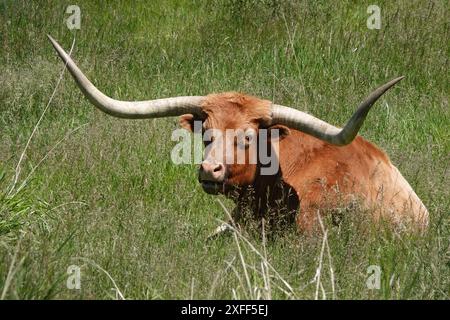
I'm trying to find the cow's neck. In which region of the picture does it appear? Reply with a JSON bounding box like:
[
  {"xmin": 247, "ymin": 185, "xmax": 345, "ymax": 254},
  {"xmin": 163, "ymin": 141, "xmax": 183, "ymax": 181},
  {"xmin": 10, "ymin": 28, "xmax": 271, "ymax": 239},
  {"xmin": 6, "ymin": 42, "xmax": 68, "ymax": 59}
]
[{"xmin": 232, "ymin": 168, "xmax": 299, "ymax": 228}]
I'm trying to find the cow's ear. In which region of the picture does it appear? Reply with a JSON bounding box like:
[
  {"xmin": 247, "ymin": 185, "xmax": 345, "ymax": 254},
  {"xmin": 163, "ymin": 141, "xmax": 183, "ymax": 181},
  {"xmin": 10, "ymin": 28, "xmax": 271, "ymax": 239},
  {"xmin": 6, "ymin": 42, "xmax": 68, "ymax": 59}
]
[
  {"xmin": 179, "ymin": 114, "xmax": 196, "ymax": 132},
  {"xmin": 268, "ymin": 124, "xmax": 290, "ymax": 141}
]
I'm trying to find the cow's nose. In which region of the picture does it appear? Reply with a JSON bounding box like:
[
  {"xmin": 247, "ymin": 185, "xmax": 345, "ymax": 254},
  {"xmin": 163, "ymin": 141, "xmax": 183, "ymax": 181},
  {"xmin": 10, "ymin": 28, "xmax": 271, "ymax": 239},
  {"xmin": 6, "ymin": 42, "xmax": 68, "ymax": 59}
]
[{"xmin": 199, "ymin": 161, "xmax": 225, "ymax": 182}]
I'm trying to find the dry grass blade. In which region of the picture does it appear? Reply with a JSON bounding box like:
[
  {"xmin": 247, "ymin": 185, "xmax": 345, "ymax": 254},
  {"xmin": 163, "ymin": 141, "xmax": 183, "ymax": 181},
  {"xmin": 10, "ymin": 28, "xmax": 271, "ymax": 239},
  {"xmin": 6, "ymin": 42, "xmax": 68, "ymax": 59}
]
[
  {"xmin": 216, "ymin": 199, "xmax": 295, "ymax": 298},
  {"xmin": 75, "ymin": 257, "xmax": 125, "ymax": 300},
  {"xmin": 1, "ymin": 237, "xmax": 25, "ymax": 300},
  {"xmin": 8, "ymin": 36, "xmax": 77, "ymax": 195}
]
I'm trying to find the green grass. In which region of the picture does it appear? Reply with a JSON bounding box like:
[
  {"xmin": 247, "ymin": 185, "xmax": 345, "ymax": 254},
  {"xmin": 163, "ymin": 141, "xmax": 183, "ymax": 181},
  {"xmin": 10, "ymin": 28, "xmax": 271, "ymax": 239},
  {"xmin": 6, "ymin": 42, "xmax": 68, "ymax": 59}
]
[{"xmin": 0, "ymin": 0, "xmax": 449, "ymax": 299}]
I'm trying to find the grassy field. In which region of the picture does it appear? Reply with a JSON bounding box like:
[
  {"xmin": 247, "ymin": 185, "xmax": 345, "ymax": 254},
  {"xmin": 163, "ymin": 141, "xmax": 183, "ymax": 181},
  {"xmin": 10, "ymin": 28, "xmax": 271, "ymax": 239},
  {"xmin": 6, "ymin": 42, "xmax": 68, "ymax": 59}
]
[{"xmin": 0, "ymin": 0, "xmax": 449, "ymax": 299}]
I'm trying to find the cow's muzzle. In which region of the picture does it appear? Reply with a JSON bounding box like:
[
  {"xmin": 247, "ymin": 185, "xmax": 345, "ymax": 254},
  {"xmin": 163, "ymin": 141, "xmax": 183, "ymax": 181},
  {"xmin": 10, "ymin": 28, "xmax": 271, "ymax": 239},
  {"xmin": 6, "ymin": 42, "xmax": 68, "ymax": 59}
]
[{"xmin": 199, "ymin": 161, "xmax": 226, "ymax": 194}]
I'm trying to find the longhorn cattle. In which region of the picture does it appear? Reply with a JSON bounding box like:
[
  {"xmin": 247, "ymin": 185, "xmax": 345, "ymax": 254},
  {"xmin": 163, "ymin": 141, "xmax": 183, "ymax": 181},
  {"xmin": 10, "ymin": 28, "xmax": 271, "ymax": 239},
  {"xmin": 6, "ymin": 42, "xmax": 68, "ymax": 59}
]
[{"xmin": 48, "ymin": 35, "xmax": 429, "ymax": 235}]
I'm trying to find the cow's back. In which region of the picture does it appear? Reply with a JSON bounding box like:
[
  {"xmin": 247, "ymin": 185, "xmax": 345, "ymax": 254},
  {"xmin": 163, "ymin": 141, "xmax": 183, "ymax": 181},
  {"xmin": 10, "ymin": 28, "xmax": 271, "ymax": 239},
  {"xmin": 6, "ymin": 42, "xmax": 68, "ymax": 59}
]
[{"xmin": 277, "ymin": 130, "xmax": 429, "ymax": 230}]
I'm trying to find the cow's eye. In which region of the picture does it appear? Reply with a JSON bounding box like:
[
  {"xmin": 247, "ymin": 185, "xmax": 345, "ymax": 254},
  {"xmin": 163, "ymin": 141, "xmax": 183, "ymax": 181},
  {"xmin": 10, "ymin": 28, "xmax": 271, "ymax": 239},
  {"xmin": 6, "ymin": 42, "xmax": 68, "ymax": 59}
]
[{"xmin": 236, "ymin": 135, "xmax": 252, "ymax": 149}]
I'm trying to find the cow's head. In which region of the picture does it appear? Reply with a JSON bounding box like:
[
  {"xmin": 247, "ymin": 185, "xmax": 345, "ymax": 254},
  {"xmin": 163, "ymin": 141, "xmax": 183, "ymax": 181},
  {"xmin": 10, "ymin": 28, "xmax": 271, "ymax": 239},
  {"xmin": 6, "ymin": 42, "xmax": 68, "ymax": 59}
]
[
  {"xmin": 48, "ymin": 35, "xmax": 403, "ymax": 195},
  {"xmin": 178, "ymin": 93, "xmax": 290, "ymax": 194}
]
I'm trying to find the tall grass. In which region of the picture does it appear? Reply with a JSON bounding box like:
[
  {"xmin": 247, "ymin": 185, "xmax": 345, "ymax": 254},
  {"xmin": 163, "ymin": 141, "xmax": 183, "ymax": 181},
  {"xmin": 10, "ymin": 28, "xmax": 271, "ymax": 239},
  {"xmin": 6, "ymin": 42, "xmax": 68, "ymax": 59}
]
[{"xmin": 0, "ymin": 1, "xmax": 448, "ymax": 299}]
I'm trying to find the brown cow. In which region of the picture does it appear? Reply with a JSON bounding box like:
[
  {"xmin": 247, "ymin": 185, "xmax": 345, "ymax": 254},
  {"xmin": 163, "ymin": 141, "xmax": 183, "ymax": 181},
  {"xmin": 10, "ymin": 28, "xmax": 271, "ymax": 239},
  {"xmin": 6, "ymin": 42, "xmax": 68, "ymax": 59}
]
[{"xmin": 48, "ymin": 35, "xmax": 429, "ymax": 235}]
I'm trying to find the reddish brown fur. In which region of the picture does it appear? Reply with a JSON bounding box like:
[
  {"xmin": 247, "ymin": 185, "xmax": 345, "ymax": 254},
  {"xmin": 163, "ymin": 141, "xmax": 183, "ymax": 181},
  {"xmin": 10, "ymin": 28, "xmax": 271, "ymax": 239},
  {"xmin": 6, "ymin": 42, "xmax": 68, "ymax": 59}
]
[{"xmin": 181, "ymin": 92, "xmax": 429, "ymax": 233}]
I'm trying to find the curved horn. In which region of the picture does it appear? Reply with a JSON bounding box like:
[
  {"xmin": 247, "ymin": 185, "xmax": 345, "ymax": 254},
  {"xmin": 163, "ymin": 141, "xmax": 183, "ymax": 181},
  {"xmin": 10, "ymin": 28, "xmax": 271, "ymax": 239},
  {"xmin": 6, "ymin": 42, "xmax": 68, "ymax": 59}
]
[
  {"xmin": 270, "ymin": 76, "xmax": 404, "ymax": 146},
  {"xmin": 47, "ymin": 35, "xmax": 204, "ymax": 119}
]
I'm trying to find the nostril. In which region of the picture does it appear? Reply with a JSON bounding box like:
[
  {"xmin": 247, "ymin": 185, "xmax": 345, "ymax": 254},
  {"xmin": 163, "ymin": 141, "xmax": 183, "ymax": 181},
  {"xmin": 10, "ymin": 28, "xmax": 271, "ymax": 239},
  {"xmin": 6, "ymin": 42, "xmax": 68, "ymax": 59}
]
[{"xmin": 213, "ymin": 164, "xmax": 223, "ymax": 172}]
